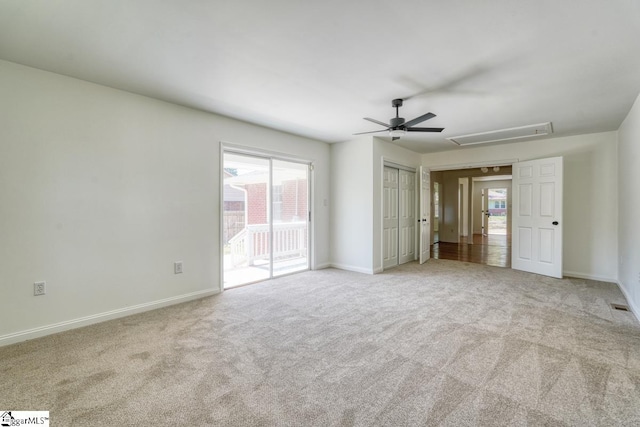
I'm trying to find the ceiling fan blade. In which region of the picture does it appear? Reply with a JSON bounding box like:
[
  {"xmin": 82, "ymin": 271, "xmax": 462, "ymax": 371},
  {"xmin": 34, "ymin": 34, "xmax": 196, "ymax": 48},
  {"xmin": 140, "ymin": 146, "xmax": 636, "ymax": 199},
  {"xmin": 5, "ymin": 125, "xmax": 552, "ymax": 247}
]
[
  {"xmin": 403, "ymin": 112, "xmax": 436, "ymax": 128},
  {"xmin": 392, "ymin": 137, "xmax": 401, "ymax": 141},
  {"xmin": 353, "ymin": 129, "xmax": 388, "ymax": 135},
  {"xmin": 406, "ymin": 127, "xmax": 444, "ymax": 133},
  {"xmin": 364, "ymin": 117, "xmax": 390, "ymax": 128}
]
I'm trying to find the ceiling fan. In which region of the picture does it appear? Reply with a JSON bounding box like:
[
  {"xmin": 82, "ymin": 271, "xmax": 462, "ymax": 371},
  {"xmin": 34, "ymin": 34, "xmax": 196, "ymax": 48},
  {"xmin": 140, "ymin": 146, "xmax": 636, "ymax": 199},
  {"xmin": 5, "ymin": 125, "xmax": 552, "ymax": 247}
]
[{"xmin": 354, "ymin": 98, "xmax": 444, "ymax": 141}]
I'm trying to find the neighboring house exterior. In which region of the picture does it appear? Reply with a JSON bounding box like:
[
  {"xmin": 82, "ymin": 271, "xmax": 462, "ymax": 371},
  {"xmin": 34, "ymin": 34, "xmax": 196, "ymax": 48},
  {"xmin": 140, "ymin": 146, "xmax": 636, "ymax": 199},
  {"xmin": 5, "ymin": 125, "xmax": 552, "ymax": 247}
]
[
  {"xmin": 225, "ymin": 172, "xmax": 308, "ymax": 228},
  {"xmin": 224, "ymin": 171, "xmax": 309, "ymax": 266},
  {"xmin": 487, "ymin": 189, "xmax": 507, "ymax": 216},
  {"xmin": 244, "ymin": 180, "xmax": 308, "ymax": 225},
  {"xmin": 223, "ymin": 169, "xmax": 246, "ymax": 244}
]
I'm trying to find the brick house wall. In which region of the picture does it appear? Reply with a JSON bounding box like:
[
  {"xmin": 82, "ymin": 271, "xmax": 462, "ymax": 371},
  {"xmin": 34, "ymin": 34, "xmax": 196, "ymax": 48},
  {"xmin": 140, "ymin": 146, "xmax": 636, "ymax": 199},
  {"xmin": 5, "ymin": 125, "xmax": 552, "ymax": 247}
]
[
  {"xmin": 246, "ymin": 183, "xmax": 267, "ymax": 224},
  {"xmin": 244, "ymin": 179, "xmax": 307, "ymax": 224},
  {"xmin": 281, "ymin": 178, "xmax": 307, "ymax": 222}
]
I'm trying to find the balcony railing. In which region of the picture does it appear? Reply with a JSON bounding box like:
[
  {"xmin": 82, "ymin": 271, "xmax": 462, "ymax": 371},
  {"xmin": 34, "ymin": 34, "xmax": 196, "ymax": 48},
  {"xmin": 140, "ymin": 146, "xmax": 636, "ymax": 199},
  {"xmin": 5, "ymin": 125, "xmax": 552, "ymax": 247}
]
[{"xmin": 228, "ymin": 222, "xmax": 307, "ymax": 266}]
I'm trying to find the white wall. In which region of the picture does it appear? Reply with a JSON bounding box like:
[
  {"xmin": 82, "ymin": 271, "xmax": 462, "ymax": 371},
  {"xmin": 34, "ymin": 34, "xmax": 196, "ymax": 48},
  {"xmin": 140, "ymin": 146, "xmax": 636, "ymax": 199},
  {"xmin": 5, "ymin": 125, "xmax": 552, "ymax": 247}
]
[
  {"xmin": 0, "ymin": 60, "xmax": 330, "ymax": 345},
  {"xmin": 618, "ymin": 93, "xmax": 640, "ymax": 315},
  {"xmin": 423, "ymin": 132, "xmax": 619, "ymax": 282},
  {"xmin": 330, "ymin": 137, "xmax": 373, "ymax": 273}
]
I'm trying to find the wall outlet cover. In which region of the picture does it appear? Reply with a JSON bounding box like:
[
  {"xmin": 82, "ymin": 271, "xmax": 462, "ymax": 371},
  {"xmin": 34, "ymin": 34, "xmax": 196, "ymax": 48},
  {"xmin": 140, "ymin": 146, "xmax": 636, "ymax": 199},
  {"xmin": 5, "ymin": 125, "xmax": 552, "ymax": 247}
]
[
  {"xmin": 34, "ymin": 281, "xmax": 46, "ymax": 296},
  {"xmin": 174, "ymin": 261, "xmax": 183, "ymax": 274}
]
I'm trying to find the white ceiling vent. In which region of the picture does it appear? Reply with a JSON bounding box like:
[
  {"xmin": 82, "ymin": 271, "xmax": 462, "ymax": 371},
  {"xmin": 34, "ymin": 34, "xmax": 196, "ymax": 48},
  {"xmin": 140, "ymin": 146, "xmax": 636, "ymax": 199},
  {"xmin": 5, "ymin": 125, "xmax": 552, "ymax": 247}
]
[{"xmin": 448, "ymin": 122, "xmax": 553, "ymax": 146}]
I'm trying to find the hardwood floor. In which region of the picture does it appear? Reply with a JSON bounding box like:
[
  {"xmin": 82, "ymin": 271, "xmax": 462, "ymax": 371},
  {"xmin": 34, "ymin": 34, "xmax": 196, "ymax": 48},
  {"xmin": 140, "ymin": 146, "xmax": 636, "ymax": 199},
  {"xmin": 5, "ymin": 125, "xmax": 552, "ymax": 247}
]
[{"xmin": 432, "ymin": 234, "xmax": 511, "ymax": 268}]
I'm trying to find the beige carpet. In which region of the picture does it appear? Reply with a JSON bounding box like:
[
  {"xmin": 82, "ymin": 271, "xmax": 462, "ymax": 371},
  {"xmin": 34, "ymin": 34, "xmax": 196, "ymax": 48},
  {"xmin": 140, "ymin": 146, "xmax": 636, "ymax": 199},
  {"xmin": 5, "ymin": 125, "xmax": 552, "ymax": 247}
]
[{"xmin": 2, "ymin": 260, "xmax": 640, "ymax": 426}]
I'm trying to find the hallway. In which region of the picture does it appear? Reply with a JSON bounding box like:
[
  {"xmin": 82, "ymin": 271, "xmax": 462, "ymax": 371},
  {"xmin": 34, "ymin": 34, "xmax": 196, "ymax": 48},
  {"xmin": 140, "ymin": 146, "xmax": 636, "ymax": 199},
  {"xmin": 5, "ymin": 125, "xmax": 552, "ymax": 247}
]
[{"xmin": 432, "ymin": 234, "xmax": 511, "ymax": 268}]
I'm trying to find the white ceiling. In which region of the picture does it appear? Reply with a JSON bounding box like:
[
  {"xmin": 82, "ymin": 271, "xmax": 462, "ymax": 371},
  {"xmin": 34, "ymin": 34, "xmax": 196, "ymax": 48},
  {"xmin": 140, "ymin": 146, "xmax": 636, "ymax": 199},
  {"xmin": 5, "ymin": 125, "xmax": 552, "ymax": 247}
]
[{"xmin": 1, "ymin": 0, "xmax": 639, "ymax": 153}]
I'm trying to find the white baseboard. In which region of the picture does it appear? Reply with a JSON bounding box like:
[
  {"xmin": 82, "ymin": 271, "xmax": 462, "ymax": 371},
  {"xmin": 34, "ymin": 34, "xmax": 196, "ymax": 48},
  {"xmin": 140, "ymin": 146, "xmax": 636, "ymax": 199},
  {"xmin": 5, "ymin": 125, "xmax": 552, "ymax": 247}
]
[
  {"xmin": 0, "ymin": 289, "xmax": 219, "ymax": 347},
  {"xmin": 313, "ymin": 262, "xmax": 332, "ymax": 270},
  {"xmin": 616, "ymin": 281, "xmax": 640, "ymax": 322},
  {"xmin": 330, "ymin": 263, "xmax": 374, "ymax": 275},
  {"xmin": 562, "ymin": 271, "xmax": 617, "ymax": 283}
]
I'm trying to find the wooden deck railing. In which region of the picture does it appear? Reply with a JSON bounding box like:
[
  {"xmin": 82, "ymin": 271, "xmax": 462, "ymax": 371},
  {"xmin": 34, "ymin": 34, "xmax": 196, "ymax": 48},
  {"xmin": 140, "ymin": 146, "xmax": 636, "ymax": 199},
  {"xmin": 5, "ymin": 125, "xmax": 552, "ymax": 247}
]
[{"xmin": 228, "ymin": 222, "xmax": 307, "ymax": 266}]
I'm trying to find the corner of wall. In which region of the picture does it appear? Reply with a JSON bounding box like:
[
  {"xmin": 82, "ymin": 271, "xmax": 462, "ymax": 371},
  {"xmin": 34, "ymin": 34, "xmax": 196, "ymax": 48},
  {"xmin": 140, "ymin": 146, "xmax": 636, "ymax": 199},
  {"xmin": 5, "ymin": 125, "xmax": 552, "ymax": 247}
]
[
  {"xmin": 616, "ymin": 280, "xmax": 640, "ymax": 323},
  {"xmin": 617, "ymin": 91, "xmax": 640, "ymax": 316}
]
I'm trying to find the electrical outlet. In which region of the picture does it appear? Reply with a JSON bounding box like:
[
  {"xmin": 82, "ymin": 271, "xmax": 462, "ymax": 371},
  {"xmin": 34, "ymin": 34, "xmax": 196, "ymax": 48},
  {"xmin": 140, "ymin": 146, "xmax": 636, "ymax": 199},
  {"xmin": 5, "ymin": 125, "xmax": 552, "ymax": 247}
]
[
  {"xmin": 34, "ymin": 281, "xmax": 46, "ymax": 296},
  {"xmin": 174, "ymin": 261, "xmax": 183, "ymax": 274}
]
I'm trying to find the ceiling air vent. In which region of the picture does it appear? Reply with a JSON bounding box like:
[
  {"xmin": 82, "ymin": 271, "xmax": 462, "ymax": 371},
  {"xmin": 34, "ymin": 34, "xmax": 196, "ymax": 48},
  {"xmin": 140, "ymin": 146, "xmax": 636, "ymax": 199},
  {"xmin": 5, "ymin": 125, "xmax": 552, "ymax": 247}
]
[{"xmin": 448, "ymin": 122, "xmax": 553, "ymax": 146}]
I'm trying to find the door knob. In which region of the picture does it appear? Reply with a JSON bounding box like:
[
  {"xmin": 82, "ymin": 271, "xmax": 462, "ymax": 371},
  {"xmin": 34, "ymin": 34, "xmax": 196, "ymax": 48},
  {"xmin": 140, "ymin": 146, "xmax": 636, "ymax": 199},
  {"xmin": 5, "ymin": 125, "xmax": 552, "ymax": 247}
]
[{"xmin": 552, "ymin": 221, "xmax": 559, "ymax": 225}]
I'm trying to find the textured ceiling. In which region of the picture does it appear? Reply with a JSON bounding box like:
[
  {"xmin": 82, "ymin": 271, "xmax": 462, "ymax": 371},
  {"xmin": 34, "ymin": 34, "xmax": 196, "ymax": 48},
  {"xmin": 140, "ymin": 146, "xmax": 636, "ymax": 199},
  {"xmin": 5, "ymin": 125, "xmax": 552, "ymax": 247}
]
[{"xmin": 1, "ymin": 0, "xmax": 639, "ymax": 153}]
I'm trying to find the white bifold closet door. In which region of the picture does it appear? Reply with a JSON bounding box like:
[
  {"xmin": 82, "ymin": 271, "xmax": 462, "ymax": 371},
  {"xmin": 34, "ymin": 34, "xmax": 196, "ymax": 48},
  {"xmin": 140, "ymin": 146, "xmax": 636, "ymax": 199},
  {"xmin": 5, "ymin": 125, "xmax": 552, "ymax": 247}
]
[{"xmin": 383, "ymin": 166, "xmax": 416, "ymax": 269}]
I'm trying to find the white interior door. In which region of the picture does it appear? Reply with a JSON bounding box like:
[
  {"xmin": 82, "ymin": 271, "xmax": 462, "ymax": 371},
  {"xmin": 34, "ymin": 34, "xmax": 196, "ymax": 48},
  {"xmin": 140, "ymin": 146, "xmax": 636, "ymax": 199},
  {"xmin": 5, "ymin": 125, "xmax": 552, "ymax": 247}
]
[
  {"xmin": 419, "ymin": 166, "xmax": 431, "ymax": 264},
  {"xmin": 399, "ymin": 170, "xmax": 416, "ymax": 264},
  {"xmin": 383, "ymin": 167, "xmax": 399, "ymax": 269},
  {"xmin": 512, "ymin": 156, "xmax": 563, "ymax": 278}
]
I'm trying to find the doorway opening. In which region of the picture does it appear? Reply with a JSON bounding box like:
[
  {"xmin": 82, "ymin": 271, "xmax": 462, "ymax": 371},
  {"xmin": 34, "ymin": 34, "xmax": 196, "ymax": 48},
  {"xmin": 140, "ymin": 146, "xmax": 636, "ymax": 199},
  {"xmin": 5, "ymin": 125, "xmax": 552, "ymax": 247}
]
[
  {"xmin": 223, "ymin": 151, "xmax": 310, "ymax": 288},
  {"xmin": 484, "ymin": 187, "xmax": 508, "ymax": 236},
  {"xmin": 430, "ymin": 167, "xmax": 512, "ymax": 268}
]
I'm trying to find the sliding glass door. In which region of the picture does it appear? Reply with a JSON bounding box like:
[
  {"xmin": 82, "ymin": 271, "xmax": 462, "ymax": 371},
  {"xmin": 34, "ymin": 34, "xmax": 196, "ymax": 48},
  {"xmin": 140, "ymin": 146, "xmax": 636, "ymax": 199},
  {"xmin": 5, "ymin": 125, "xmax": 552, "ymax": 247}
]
[
  {"xmin": 223, "ymin": 153, "xmax": 271, "ymax": 287},
  {"xmin": 223, "ymin": 151, "xmax": 309, "ymax": 288},
  {"xmin": 272, "ymin": 159, "xmax": 309, "ymax": 277}
]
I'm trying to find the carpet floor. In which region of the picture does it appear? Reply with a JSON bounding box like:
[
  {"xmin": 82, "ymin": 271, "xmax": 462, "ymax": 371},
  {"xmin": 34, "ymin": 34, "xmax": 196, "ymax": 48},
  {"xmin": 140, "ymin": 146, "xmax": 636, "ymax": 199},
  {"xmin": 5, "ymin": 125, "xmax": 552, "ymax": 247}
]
[{"xmin": 2, "ymin": 260, "xmax": 640, "ymax": 426}]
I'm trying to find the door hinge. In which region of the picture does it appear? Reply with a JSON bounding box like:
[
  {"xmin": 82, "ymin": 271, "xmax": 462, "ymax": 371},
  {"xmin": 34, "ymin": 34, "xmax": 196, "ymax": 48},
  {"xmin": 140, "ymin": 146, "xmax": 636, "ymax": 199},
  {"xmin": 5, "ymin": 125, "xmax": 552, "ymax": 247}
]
[
  {"xmin": 309, "ymin": 164, "xmax": 314, "ymax": 171},
  {"xmin": 309, "ymin": 211, "xmax": 311, "ymax": 222}
]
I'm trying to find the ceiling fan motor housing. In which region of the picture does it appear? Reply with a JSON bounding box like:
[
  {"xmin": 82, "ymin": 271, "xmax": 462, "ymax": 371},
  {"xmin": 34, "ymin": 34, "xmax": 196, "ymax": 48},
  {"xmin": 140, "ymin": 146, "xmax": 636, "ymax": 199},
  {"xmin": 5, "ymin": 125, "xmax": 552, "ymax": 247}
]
[{"xmin": 390, "ymin": 117, "xmax": 405, "ymax": 128}]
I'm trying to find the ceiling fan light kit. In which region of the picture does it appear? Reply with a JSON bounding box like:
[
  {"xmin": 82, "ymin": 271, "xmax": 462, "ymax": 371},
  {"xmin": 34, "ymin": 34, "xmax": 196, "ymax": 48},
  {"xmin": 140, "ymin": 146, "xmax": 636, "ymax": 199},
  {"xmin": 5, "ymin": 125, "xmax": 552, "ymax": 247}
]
[
  {"xmin": 354, "ymin": 98, "xmax": 444, "ymax": 141},
  {"xmin": 389, "ymin": 129, "xmax": 406, "ymax": 137}
]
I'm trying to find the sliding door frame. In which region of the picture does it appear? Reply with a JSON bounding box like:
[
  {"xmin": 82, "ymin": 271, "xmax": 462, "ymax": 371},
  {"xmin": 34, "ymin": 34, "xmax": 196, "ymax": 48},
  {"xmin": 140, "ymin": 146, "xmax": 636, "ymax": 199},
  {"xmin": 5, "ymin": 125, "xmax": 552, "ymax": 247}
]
[{"xmin": 220, "ymin": 143, "xmax": 313, "ymax": 291}]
